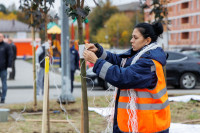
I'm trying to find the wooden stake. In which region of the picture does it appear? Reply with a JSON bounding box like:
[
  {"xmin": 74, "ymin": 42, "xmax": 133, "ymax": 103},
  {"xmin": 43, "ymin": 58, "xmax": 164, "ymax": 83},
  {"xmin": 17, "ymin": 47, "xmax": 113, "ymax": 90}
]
[
  {"xmin": 42, "ymin": 56, "xmax": 49, "ymax": 133},
  {"xmin": 182, "ymin": 119, "xmax": 200, "ymax": 124},
  {"xmin": 26, "ymin": 119, "xmax": 75, "ymax": 123}
]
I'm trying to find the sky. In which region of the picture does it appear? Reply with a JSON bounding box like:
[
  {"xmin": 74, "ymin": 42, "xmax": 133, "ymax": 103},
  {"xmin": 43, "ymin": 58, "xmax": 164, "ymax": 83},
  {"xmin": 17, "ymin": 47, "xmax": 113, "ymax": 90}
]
[{"xmin": 0, "ymin": 0, "xmax": 139, "ymax": 13}]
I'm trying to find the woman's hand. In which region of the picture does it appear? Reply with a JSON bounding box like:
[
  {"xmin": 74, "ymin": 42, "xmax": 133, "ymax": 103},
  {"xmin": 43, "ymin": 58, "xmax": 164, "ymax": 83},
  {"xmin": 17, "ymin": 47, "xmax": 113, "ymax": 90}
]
[
  {"xmin": 85, "ymin": 43, "xmax": 98, "ymax": 53},
  {"xmin": 83, "ymin": 49, "xmax": 98, "ymax": 64}
]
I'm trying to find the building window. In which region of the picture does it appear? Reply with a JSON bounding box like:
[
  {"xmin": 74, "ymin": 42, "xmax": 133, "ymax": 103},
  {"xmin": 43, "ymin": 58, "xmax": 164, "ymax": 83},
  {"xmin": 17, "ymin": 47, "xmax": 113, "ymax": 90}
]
[
  {"xmin": 197, "ymin": 32, "xmax": 199, "ymax": 40},
  {"xmin": 182, "ymin": 17, "xmax": 189, "ymax": 24},
  {"xmin": 197, "ymin": 16, "xmax": 199, "ymax": 24},
  {"xmin": 179, "ymin": 33, "xmax": 181, "ymax": 40},
  {"xmin": 182, "ymin": 32, "xmax": 189, "ymax": 39},
  {"xmin": 197, "ymin": 0, "xmax": 199, "ymax": 8},
  {"xmin": 168, "ymin": 7, "xmax": 173, "ymax": 13},
  {"xmin": 181, "ymin": 2, "xmax": 189, "ymax": 9}
]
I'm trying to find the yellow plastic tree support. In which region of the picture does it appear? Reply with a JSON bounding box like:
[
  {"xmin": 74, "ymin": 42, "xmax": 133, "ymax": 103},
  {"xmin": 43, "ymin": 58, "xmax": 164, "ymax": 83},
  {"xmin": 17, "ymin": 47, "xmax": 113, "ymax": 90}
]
[{"xmin": 42, "ymin": 56, "xmax": 49, "ymax": 133}]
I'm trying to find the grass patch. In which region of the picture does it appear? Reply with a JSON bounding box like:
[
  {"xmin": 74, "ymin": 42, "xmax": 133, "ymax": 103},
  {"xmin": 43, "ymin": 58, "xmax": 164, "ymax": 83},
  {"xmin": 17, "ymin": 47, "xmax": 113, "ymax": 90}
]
[
  {"xmin": 0, "ymin": 96, "xmax": 200, "ymax": 132},
  {"xmin": 170, "ymin": 100, "xmax": 200, "ymax": 123}
]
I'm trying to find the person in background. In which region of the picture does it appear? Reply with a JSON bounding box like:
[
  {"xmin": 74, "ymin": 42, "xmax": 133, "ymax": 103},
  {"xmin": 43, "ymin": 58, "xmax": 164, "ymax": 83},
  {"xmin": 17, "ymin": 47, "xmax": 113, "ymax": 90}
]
[
  {"xmin": 83, "ymin": 22, "xmax": 170, "ymax": 133},
  {"xmin": 0, "ymin": 33, "xmax": 13, "ymax": 103},
  {"xmin": 35, "ymin": 41, "xmax": 50, "ymax": 96},
  {"xmin": 7, "ymin": 38, "xmax": 17, "ymax": 80},
  {"xmin": 70, "ymin": 40, "xmax": 79, "ymax": 93}
]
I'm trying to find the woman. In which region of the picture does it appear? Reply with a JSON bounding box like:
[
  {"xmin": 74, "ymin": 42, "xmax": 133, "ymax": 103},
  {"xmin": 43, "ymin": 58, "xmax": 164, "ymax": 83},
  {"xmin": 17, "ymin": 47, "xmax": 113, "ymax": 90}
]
[{"xmin": 83, "ymin": 22, "xmax": 171, "ymax": 133}]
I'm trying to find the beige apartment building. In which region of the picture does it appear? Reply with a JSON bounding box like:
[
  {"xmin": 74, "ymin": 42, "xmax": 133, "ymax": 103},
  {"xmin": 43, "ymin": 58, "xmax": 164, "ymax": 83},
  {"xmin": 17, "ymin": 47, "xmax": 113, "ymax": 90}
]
[{"xmin": 144, "ymin": 0, "xmax": 200, "ymax": 50}]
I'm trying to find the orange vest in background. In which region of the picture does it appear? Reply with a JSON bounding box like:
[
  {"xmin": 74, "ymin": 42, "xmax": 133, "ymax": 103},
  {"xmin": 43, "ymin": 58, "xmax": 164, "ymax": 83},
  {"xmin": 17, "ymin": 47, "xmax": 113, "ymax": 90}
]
[{"xmin": 117, "ymin": 59, "xmax": 171, "ymax": 133}]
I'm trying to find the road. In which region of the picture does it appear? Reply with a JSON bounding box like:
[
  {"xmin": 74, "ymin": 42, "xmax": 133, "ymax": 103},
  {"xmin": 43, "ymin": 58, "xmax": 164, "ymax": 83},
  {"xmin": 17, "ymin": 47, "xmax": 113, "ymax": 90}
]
[
  {"xmin": 1, "ymin": 86, "xmax": 200, "ymax": 105},
  {"xmin": 0, "ymin": 86, "xmax": 109, "ymax": 105},
  {"xmin": 167, "ymin": 86, "xmax": 200, "ymax": 95}
]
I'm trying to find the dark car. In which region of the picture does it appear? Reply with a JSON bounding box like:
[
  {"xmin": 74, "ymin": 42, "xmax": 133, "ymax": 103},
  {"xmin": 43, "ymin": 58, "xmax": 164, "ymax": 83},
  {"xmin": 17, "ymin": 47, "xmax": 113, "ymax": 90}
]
[
  {"xmin": 181, "ymin": 50, "xmax": 200, "ymax": 58},
  {"xmin": 86, "ymin": 51, "xmax": 200, "ymax": 89},
  {"xmin": 165, "ymin": 51, "xmax": 200, "ymax": 89}
]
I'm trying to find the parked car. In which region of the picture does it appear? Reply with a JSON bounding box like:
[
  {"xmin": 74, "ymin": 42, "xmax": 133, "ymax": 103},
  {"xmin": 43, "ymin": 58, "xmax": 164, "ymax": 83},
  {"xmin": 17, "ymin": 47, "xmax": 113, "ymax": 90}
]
[
  {"xmin": 86, "ymin": 51, "xmax": 200, "ymax": 90},
  {"xmin": 86, "ymin": 67, "xmax": 111, "ymax": 90},
  {"xmin": 165, "ymin": 51, "xmax": 200, "ymax": 89},
  {"xmin": 181, "ymin": 50, "xmax": 200, "ymax": 58}
]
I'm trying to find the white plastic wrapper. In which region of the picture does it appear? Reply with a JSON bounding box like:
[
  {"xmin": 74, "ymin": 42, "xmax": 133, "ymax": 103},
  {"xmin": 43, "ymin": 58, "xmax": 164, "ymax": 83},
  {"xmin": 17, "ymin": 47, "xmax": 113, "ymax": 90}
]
[
  {"xmin": 169, "ymin": 95, "xmax": 200, "ymax": 102},
  {"xmin": 79, "ymin": 44, "xmax": 85, "ymax": 59}
]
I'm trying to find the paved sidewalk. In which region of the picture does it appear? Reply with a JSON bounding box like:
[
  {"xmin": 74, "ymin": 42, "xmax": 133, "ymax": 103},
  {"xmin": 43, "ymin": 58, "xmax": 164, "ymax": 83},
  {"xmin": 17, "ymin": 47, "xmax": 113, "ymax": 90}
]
[{"xmin": 3, "ymin": 59, "xmax": 81, "ymax": 89}]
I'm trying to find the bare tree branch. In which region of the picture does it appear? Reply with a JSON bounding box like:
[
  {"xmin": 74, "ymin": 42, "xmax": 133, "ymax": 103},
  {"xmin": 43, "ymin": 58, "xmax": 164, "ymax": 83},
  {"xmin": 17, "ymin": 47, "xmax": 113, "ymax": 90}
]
[
  {"xmin": 81, "ymin": 0, "xmax": 84, "ymax": 8},
  {"xmin": 93, "ymin": 0, "xmax": 100, "ymax": 7}
]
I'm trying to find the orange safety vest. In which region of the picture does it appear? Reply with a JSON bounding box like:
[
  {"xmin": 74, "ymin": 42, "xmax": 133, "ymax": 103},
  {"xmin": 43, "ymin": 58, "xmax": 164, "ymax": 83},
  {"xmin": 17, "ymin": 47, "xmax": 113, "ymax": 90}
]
[{"xmin": 117, "ymin": 59, "xmax": 171, "ymax": 133}]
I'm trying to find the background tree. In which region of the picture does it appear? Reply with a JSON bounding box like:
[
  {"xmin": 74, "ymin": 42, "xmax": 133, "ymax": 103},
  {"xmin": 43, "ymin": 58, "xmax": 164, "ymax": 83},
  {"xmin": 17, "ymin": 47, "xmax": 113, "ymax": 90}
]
[
  {"xmin": 20, "ymin": 0, "xmax": 56, "ymax": 41},
  {"xmin": 95, "ymin": 13, "xmax": 132, "ymax": 48},
  {"xmin": 131, "ymin": 10, "xmax": 144, "ymax": 26},
  {"xmin": 16, "ymin": 11, "xmax": 31, "ymax": 24},
  {"xmin": 20, "ymin": 0, "xmax": 55, "ymax": 114},
  {"xmin": 141, "ymin": 0, "xmax": 169, "ymax": 24},
  {"xmin": 0, "ymin": 3, "xmax": 30, "ymax": 24},
  {"xmin": 0, "ymin": 4, "xmax": 17, "ymax": 20},
  {"xmin": 0, "ymin": 12, "xmax": 17, "ymax": 20},
  {"xmin": 88, "ymin": 0, "xmax": 118, "ymax": 41},
  {"xmin": 0, "ymin": 4, "xmax": 7, "ymax": 14}
]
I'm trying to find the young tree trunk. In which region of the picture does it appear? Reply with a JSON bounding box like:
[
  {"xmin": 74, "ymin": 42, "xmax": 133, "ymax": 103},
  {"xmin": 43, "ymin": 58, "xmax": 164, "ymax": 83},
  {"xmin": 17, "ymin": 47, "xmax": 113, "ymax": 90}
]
[
  {"xmin": 31, "ymin": 4, "xmax": 37, "ymax": 112},
  {"xmin": 77, "ymin": 0, "xmax": 89, "ymax": 132}
]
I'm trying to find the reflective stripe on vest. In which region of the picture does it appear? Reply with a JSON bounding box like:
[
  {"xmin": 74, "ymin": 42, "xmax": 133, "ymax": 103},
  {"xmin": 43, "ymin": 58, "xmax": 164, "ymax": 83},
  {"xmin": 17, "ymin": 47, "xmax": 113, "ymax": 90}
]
[
  {"xmin": 118, "ymin": 99, "xmax": 169, "ymax": 110},
  {"xmin": 120, "ymin": 87, "xmax": 167, "ymax": 99},
  {"xmin": 116, "ymin": 59, "xmax": 171, "ymax": 133}
]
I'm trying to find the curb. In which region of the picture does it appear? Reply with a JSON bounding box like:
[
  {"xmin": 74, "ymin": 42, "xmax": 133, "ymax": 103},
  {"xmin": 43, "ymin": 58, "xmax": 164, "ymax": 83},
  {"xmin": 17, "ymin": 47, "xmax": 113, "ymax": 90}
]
[{"xmin": 7, "ymin": 85, "xmax": 82, "ymax": 89}]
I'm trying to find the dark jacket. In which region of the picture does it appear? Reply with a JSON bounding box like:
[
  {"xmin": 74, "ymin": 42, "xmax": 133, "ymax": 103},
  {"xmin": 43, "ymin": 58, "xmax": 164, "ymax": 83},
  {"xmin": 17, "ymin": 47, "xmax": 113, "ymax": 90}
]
[
  {"xmin": 70, "ymin": 47, "xmax": 79, "ymax": 71},
  {"xmin": 93, "ymin": 43, "xmax": 167, "ymax": 133},
  {"xmin": 11, "ymin": 43, "xmax": 17, "ymax": 60},
  {"xmin": 0, "ymin": 41, "xmax": 13, "ymax": 71},
  {"xmin": 39, "ymin": 46, "xmax": 45, "ymax": 68}
]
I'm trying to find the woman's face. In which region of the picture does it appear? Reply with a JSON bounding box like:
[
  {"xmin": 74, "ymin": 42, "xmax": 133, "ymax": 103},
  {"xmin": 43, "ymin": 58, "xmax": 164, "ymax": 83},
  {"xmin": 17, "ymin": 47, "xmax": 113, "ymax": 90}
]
[{"xmin": 130, "ymin": 28, "xmax": 147, "ymax": 51}]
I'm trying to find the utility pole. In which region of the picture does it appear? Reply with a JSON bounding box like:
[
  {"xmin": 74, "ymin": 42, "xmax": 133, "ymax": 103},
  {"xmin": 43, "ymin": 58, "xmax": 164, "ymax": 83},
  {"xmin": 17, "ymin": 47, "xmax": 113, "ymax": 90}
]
[
  {"xmin": 60, "ymin": 0, "xmax": 75, "ymax": 103},
  {"xmin": 62, "ymin": 0, "xmax": 90, "ymax": 131}
]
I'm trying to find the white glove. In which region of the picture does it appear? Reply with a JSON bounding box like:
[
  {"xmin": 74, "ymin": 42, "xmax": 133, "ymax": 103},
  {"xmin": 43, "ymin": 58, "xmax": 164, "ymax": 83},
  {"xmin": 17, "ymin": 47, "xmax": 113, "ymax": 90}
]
[
  {"xmin": 36, "ymin": 63, "xmax": 40, "ymax": 72},
  {"xmin": 7, "ymin": 68, "xmax": 12, "ymax": 73}
]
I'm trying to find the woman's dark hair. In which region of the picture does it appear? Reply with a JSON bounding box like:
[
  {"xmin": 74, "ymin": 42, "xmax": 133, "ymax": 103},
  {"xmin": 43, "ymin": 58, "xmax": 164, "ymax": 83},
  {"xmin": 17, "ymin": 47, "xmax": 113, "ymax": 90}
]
[{"xmin": 134, "ymin": 22, "xmax": 163, "ymax": 42}]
